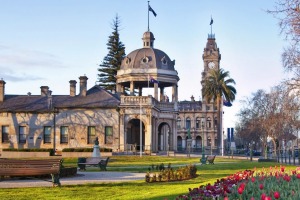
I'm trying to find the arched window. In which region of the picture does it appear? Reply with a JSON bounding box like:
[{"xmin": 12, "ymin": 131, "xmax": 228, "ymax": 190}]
[
  {"xmin": 196, "ymin": 117, "xmax": 200, "ymax": 129},
  {"xmin": 207, "ymin": 117, "xmax": 211, "ymax": 129},
  {"xmin": 177, "ymin": 117, "xmax": 181, "ymax": 129},
  {"xmin": 214, "ymin": 117, "xmax": 217, "ymax": 128},
  {"xmin": 186, "ymin": 117, "xmax": 191, "ymax": 129}
]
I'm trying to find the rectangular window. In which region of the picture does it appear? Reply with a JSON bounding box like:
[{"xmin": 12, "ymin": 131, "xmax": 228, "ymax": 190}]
[
  {"xmin": 19, "ymin": 126, "xmax": 26, "ymax": 144},
  {"xmin": 105, "ymin": 126, "xmax": 113, "ymax": 144},
  {"xmin": 2, "ymin": 126, "xmax": 9, "ymax": 143},
  {"xmin": 44, "ymin": 126, "xmax": 51, "ymax": 143},
  {"xmin": 60, "ymin": 126, "xmax": 68, "ymax": 144},
  {"xmin": 88, "ymin": 126, "xmax": 96, "ymax": 144}
]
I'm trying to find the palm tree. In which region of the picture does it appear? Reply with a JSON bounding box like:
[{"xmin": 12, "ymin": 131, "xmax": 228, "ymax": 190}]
[{"xmin": 202, "ymin": 68, "xmax": 236, "ymax": 152}]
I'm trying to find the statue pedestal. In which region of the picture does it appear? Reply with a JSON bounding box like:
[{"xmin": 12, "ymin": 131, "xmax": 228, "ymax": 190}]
[{"xmin": 92, "ymin": 145, "xmax": 101, "ymax": 157}]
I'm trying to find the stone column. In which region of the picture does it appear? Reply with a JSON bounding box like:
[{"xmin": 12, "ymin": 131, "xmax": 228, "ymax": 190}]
[
  {"xmin": 160, "ymin": 87, "xmax": 164, "ymax": 102},
  {"xmin": 154, "ymin": 83, "xmax": 158, "ymax": 100},
  {"xmin": 130, "ymin": 81, "xmax": 135, "ymax": 96},
  {"xmin": 172, "ymin": 84, "xmax": 177, "ymax": 101}
]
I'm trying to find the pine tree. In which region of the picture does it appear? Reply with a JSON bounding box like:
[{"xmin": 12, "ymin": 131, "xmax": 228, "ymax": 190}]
[{"xmin": 97, "ymin": 15, "xmax": 126, "ymax": 91}]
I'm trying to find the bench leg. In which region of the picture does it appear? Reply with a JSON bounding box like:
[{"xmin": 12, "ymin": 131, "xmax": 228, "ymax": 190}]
[
  {"xmin": 78, "ymin": 164, "xmax": 86, "ymax": 171},
  {"xmin": 99, "ymin": 164, "xmax": 107, "ymax": 171},
  {"xmin": 51, "ymin": 174, "xmax": 61, "ymax": 187}
]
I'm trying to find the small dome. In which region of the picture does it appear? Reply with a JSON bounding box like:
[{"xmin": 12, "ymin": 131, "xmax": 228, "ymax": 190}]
[
  {"xmin": 142, "ymin": 31, "xmax": 155, "ymax": 48},
  {"xmin": 143, "ymin": 31, "xmax": 155, "ymax": 40}
]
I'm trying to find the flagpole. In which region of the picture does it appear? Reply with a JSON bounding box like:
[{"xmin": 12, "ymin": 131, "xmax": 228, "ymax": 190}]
[
  {"xmin": 210, "ymin": 16, "xmax": 213, "ymax": 36},
  {"xmin": 147, "ymin": 74, "xmax": 150, "ymax": 95},
  {"xmin": 147, "ymin": 1, "xmax": 150, "ymax": 31}
]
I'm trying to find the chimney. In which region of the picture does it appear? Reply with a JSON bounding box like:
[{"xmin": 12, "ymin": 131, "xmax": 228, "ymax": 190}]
[
  {"xmin": 79, "ymin": 75, "xmax": 88, "ymax": 96},
  {"xmin": 0, "ymin": 79, "xmax": 6, "ymax": 102},
  {"xmin": 47, "ymin": 90, "xmax": 52, "ymax": 109},
  {"xmin": 69, "ymin": 80, "xmax": 77, "ymax": 97},
  {"xmin": 191, "ymin": 95, "xmax": 195, "ymax": 102},
  {"xmin": 40, "ymin": 86, "xmax": 49, "ymax": 96}
]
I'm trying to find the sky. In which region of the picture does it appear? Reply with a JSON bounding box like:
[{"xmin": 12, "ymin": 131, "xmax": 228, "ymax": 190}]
[{"xmin": 0, "ymin": 0, "xmax": 290, "ymax": 131}]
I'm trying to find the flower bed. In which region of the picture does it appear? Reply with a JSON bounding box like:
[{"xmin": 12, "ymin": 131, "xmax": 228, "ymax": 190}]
[
  {"xmin": 177, "ymin": 166, "xmax": 300, "ymax": 199},
  {"xmin": 145, "ymin": 164, "xmax": 197, "ymax": 183}
]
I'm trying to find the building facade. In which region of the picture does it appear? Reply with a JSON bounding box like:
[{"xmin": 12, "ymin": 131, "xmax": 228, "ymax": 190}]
[{"xmin": 0, "ymin": 31, "xmax": 223, "ymax": 154}]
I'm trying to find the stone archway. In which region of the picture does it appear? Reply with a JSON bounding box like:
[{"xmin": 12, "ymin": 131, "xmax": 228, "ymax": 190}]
[
  {"xmin": 126, "ymin": 119, "xmax": 145, "ymax": 151},
  {"xmin": 158, "ymin": 122, "xmax": 171, "ymax": 151}
]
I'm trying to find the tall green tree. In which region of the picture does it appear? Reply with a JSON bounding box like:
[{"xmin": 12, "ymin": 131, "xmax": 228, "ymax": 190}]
[
  {"xmin": 202, "ymin": 68, "xmax": 236, "ymax": 148},
  {"xmin": 97, "ymin": 15, "xmax": 126, "ymax": 91}
]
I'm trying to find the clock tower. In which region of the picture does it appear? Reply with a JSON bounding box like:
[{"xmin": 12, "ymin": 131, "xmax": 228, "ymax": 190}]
[{"xmin": 201, "ymin": 34, "xmax": 221, "ymax": 99}]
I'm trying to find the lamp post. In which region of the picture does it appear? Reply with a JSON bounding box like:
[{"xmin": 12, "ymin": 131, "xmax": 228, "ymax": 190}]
[{"xmin": 201, "ymin": 121, "xmax": 206, "ymax": 164}]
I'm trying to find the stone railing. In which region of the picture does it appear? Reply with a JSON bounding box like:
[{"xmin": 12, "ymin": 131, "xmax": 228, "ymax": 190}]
[
  {"xmin": 120, "ymin": 95, "xmax": 175, "ymax": 111},
  {"xmin": 121, "ymin": 95, "xmax": 153, "ymax": 106}
]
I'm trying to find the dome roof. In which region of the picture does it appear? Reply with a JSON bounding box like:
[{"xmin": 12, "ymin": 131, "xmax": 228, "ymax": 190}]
[
  {"xmin": 121, "ymin": 48, "xmax": 175, "ymax": 70},
  {"xmin": 120, "ymin": 31, "xmax": 175, "ymax": 71}
]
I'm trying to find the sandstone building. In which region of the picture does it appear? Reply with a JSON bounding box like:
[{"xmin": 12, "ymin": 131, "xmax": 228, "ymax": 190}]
[{"xmin": 0, "ymin": 31, "xmax": 222, "ymax": 154}]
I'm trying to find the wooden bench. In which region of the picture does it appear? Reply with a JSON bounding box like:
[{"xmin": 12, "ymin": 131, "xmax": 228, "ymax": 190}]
[
  {"xmin": 206, "ymin": 155, "xmax": 216, "ymax": 164},
  {"xmin": 0, "ymin": 158, "xmax": 63, "ymax": 187},
  {"xmin": 77, "ymin": 157, "xmax": 109, "ymax": 171}
]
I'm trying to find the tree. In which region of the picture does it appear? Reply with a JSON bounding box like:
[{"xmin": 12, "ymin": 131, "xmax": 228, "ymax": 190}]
[
  {"xmin": 202, "ymin": 68, "xmax": 236, "ymax": 148},
  {"xmin": 97, "ymin": 15, "xmax": 126, "ymax": 91},
  {"xmin": 268, "ymin": 0, "xmax": 300, "ymax": 89},
  {"xmin": 236, "ymin": 84, "xmax": 300, "ymax": 156}
]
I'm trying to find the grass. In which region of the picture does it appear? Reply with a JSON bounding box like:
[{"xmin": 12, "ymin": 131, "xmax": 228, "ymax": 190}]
[{"xmin": 0, "ymin": 156, "xmax": 296, "ymax": 200}]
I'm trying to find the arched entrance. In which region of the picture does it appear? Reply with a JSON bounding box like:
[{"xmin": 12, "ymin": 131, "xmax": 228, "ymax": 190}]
[
  {"xmin": 158, "ymin": 122, "xmax": 172, "ymax": 151},
  {"xmin": 126, "ymin": 119, "xmax": 145, "ymax": 151}
]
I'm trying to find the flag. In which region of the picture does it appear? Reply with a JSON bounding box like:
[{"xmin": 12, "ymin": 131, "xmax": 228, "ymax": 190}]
[
  {"xmin": 150, "ymin": 76, "xmax": 159, "ymax": 84},
  {"xmin": 223, "ymin": 99, "xmax": 232, "ymax": 107},
  {"xmin": 210, "ymin": 17, "xmax": 213, "ymax": 25},
  {"xmin": 149, "ymin": 5, "xmax": 157, "ymax": 17}
]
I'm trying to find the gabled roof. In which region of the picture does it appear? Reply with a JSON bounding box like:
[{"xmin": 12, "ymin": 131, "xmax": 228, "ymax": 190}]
[{"xmin": 0, "ymin": 85, "xmax": 120, "ymax": 113}]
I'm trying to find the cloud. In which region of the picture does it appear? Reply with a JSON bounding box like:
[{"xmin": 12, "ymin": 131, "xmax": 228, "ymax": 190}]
[
  {"xmin": 0, "ymin": 45, "xmax": 66, "ymax": 69},
  {"xmin": 0, "ymin": 67, "xmax": 44, "ymax": 82}
]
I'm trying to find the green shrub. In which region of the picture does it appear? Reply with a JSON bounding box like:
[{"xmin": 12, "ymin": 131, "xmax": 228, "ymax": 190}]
[
  {"xmin": 62, "ymin": 147, "xmax": 112, "ymax": 152},
  {"xmin": 2, "ymin": 148, "xmax": 54, "ymax": 155}
]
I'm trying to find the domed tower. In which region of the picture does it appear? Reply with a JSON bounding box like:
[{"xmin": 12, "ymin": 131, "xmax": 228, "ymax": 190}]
[
  {"xmin": 116, "ymin": 31, "xmax": 179, "ymax": 153},
  {"xmin": 116, "ymin": 31, "xmax": 179, "ymax": 101}
]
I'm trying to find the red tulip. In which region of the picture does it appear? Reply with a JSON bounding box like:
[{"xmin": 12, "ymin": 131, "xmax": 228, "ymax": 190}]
[
  {"xmin": 259, "ymin": 184, "xmax": 264, "ymax": 190},
  {"xmin": 250, "ymin": 197, "xmax": 255, "ymax": 200},
  {"xmin": 261, "ymin": 193, "xmax": 266, "ymax": 200},
  {"xmin": 251, "ymin": 177, "xmax": 256, "ymax": 182},
  {"xmin": 238, "ymin": 187, "xmax": 244, "ymax": 194},
  {"xmin": 274, "ymin": 191, "xmax": 280, "ymax": 199},
  {"xmin": 265, "ymin": 196, "xmax": 272, "ymax": 200},
  {"xmin": 297, "ymin": 174, "xmax": 300, "ymax": 179}
]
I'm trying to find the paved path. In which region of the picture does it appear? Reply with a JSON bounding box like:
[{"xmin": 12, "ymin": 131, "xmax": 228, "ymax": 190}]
[{"xmin": 0, "ymin": 171, "xmax": 146, "ymax": 188}]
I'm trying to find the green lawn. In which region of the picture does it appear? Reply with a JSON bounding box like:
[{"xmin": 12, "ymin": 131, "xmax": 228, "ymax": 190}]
[{"xmin": 1, "ymin": 156, "xmax": 296, "ymax": 200}]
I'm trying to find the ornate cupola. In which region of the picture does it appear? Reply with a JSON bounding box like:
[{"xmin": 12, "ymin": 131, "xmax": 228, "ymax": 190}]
[{"xmin": 142, "ymin": 31, "xmax": 155, "ymax": 48}]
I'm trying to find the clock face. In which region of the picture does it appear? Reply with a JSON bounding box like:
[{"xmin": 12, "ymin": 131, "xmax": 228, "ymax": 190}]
[{"xmin": 208, "ymin": 62, "xmax": 215, "ymax": 69}]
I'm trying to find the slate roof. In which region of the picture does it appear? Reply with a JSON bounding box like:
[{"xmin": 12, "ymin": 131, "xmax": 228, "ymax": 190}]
[{"xmin": 0, "ymin": 86, "xmax": 120, "ymax": 113}]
